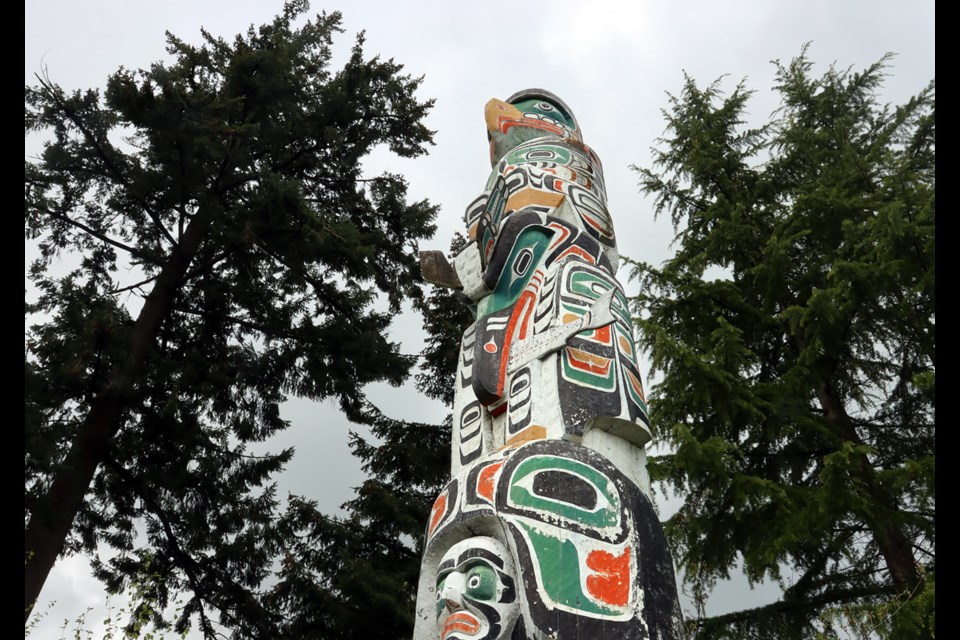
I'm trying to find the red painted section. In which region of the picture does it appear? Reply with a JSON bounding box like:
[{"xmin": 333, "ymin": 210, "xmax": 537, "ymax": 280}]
[
  {"xmin": 514, "ymin": 288, "xmax": 536, "ymax": 340},
  {"xmin": 586, "ymin": 547, "xmax": 631, "ymax": 607},
  {"xmin": 484, "ymin": 341, "xmax": 498, "ymax": 354},
  {"xmin": 499, "ymin": 117, "xmax": 564, "ymax": 138},
  {"xmin": 566, "ymin": 347, "xmax": 612, "ymax": 376},
  {"xmin": 582, "ymin": 212, "xmax": 608, "ymax": 234},
  {"xmin": 494, "ymin": 284, "xmax": 538, "ymax": 399},
  {"xmin": 441, "ymin": 612, "xmax": 481, "ymax": 639},
  {"xmin": 476, "ymin": 461, "xmax": 504, "ymax": 504},
  {"xmin": 555, "ymin": 246, "xmax": 594, "ymax": 264},
  {"xmin": 547, "ymin": 223, "xmax": 571, "ymax": 249},
  {"xmin": 587, "ymin": 325, "xmax": 612, "ymax": 344},
  {"xmin": 428, "ymin": 492, "xmax": 448, "ymax": 538},
  {"xmin": 627, "ymin": 369, "xmax": 646, "ymax": 402},
  {"xmin": 483, "ymin": 238, "xmax": 495, "ymax": 263}
]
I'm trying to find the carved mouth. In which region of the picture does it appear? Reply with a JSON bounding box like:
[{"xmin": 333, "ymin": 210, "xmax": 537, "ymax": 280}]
[{"xmin": 440, "ymin": 611, "xmax": 482, "ymax": 639}]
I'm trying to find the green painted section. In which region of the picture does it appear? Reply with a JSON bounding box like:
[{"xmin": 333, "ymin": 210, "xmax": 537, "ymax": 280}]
[
  {"xmin": 466, "ymin": 564, "xmax": 497, "ymax": 601},
  {"xmin": 479, "ymin": 185, "xmax": 509, "ymax": 267},
  {"xmin": 502, "ymin": 142, "xmax": 572, "ymax": 167},
  {"xmin": 478, "ymin": 227, "xmax": 550, "ymax": 319},
  {"xmin": 510, "ymin": 98, "xmax": 577, "ymax": 130},
  {"xmin": 568, "ymin": 270, "xmax": 607, "ymax": 300},
  {"xmin": 435, "ymin": 563, "xmax": 497, "ymax": 615},
  {"xmin": 624, "ymin": 370, "xmax": 650, "ymax": 416},
  {"xmin": 561, "ymin": 349, "xmax": 617, "ymax": 390},
  {"xmin": 435, "ymin": 574, "xmax": 447, "ymax": 617},
  {"xmin": 517, "ymin": 522, "xmax": 619, "ymax": 616},
  {"xmin": 611, "ymin": 289, "xmax": 632, "ymax": 328},
  {"xmin": 508, "ymin": 455, "xmax": 620, "ymax": 528},
  {"xmin": 566, "ymin": 271, "xmax": 633, "ymax": 335}
]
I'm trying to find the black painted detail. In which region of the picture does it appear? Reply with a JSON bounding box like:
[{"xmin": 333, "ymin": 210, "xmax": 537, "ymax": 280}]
[
  {"xmin": 472, "ymin": 308, "xmax": 512, "ymax": 405},
  {"xmin": 531, "ymin": 470, "xmax": 597, "ymax": 511},
  {"xmin": 456, "ymin": 547, "xmax": 506, "ymax": 569},
  {"xmin": 482, "ymin": 211, "xmax": 544, "ymax": 290}
]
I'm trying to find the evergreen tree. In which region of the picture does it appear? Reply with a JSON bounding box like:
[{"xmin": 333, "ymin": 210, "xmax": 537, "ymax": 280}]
[
  {"xmin": 267, "ymin": 236, "xmax": 473, "ymax": 638},
  {"xmin": 24, "ymin": 2, "xmax": 438, "ymax": 635},
  {"xmin": 630, "ymin": 48, "xmax": 934, "ymax": 639}
]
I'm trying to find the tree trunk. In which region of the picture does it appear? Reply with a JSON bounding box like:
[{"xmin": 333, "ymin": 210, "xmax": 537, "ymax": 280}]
[
  {"xmin": 815, "ymin": 380, "xmax": 923, "ymax": 597},
  {"xmin": 788, "ymin": 328, "xmax": 922, "ymax": 600},
  {"xmin": 24, "ymin": 214, "xmax": 208, "ymax": 623}
]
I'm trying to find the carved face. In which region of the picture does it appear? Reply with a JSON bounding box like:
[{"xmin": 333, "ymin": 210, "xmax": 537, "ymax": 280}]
[
  {"xmin": 508, "ymin": 97, "xmax": 577, "ymax": 131},
  {"xmin": 499, "ymin": 445, "xmax": 638, "ymax": 620},
  {"xmin": 485, "ymin": 91, "xmax": 581, "ymax": 166},
  {"xmin": 435, "ymin": 537, "xmax": 519, "ymax": 640}
]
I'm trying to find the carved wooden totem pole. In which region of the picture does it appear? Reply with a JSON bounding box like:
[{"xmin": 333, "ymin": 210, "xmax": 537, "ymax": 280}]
[{"xmin": 416, "ymin": 89, "xmax": 684, "ymax": 640}]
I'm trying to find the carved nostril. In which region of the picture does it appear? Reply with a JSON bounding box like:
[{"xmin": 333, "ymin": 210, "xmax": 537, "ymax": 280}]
[
  {"xmin": 443, "ymin": 597, "xmax": 462, "ymax": 611},
  {"xmin": 439, "ymin": 578, "xmax": 464, "ymax": 612}
]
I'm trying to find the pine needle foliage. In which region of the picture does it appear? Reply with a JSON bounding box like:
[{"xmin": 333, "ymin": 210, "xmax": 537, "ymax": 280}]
[
  {"xmin": 25, "ymin": 2, "xmax": 437, "ymax": 635},
  {"xmin": 630, "ymin": 47, "xmax": 934, "ymax": 639}
]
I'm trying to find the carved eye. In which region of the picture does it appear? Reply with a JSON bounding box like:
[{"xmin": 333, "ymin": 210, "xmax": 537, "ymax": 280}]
[
  {"xmin": 464, "ymin": 564, "xmax": 496, "ymax": 601},
  {"xmin": 527, "ymin": 149, "xmax": 556, "ymax": 160},
  {"xmin": 513, "ymin": 248, "xmax": 533, "ymax": 277},
  {"xmin": 513, "ymin": 468, "xmax": 611, "ymax": 513},
  {"xmin": 507, "ymin": 456, "xmax": 622, "ymax": 530},
  {"xmin": 461, "ymin": 402, "xmax": 482, "ymax": 428}
]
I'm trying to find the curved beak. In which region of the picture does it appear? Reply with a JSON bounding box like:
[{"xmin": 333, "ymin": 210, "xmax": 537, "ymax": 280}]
[{"xmin": 439, "ymin": 572, "xmax": 465, "ymax": 612}]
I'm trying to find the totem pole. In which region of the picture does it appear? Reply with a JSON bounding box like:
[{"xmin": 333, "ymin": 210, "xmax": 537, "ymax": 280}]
[{"xmin": 415, "ymin": 89, "xmax": 684, "ymax": 640}]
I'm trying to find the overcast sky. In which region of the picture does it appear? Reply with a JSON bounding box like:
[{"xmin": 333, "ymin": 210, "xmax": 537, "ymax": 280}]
[{"xmin": 25, "ymin": 0, "xmax": 934, "ymax": 637}]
